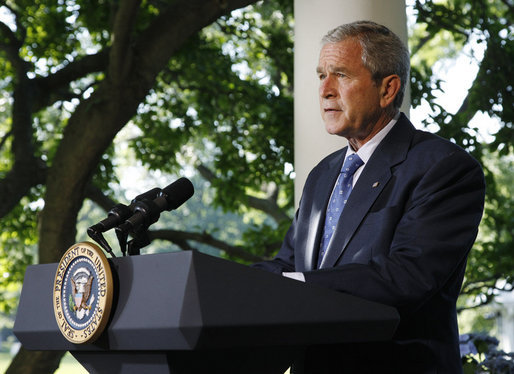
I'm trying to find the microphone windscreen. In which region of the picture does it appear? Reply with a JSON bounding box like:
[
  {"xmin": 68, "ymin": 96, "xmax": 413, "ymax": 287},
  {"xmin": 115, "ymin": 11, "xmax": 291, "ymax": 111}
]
[
  {"xmin": 132, "ymin": 187, "xmax": 162, "ymax": 204},
  {"xmin": 161, "ymin": 177, "xmax": 194, "ymax": 210}
]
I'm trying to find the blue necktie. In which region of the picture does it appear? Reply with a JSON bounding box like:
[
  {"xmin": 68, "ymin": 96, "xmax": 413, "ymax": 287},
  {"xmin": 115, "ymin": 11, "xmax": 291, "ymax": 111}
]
[{"xmin": 318, "ymin": 154, "xmax": 364, "ymax": 267}]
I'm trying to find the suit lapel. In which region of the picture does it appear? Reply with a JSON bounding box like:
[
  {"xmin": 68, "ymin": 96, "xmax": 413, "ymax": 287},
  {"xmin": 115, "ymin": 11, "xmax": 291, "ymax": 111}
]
[
  {"xmin": 302, "ymin": 148, "xmax": 347, "ymax": 271},
  {"xmin": 319, "ymin": 114, "xmax": 415, "ymax": 269}
]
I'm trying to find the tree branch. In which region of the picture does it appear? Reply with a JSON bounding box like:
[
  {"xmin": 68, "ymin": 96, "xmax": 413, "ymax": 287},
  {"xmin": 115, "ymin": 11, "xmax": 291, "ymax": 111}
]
[
  {"xmin": 33, "ymin": 49, "xmax": 110, "ymax": 110},
  {"xmin": 109, "ymin": 0, "xmax": 140, "ymax": 84},
  {"xmin": 1, "ymin": 1, "xmax": 26, "ymax": 44},
  {"xmin": 197, "ymin": 163, "xmax": 290, "ymax": 224},
  {"xmin": 457, "ymin": 280, "xmax": 513, "ymax": 311},
  {"xmin": 444, "ymin": 37, "xmax": 497, "ymax": 141},
  {"xmin": 0, "ymin": 157, "xmax": 47, "ymax": 219},
  {"xmin": 133, "ymin": 0, "xmax": 256, "ymax": 89},
  {"xmin": 149, "ymin": 228, "xmax": 265, "ymax": 262},
  {"xmin": 246, "ymin": 194, "xmax": 290, "ymax": 224},
  {"xmin": 410, "ymin": 33, "xmax": 433, "ymax": 56},
  {"xmin": 0, "ymin": 47, "xmax": 104, "ymax": 223},
  {"xmin": 0, "ymin": 129, "xmax": 12, "ymax": 152},
  {"xmin": 0, "ymin": 23, "xmax": 46, "ymax": 219},
  {"xmin": 84, "ymin": 183, "xmax": 118, "ymax": 212},
  {"xmin": 0, "ymin": 20, "xmax": 30, "ymax": 75},
  {"xmin": 0, "ymin": 19, "xmax": 21, "ymax": 50}
]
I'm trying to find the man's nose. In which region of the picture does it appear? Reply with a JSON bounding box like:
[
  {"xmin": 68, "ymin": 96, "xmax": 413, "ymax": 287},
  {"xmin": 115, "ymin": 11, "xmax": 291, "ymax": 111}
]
[{"xmin": 320, "ymin": 76, "xmax": 337, "ymax": 98}]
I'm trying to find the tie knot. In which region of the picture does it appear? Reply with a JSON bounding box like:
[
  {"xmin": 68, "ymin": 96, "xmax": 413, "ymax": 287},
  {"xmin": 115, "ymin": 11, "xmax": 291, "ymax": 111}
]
[{"xmin": 341, "ymin": 154, "xmax": 364, "ymax": 175}]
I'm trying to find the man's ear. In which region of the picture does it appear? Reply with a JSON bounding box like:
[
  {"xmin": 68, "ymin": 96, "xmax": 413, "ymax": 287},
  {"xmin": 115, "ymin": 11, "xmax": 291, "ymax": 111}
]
[{"xmin": 379, "ymin": 74, "xmax": 401, "ymax": 108}]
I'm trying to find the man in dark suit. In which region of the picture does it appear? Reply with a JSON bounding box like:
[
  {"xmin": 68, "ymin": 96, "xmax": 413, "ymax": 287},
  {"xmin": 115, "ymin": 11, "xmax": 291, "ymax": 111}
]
[{"xmin": 254, "ymin": 21, "xmax": 485, "ymax": 373}]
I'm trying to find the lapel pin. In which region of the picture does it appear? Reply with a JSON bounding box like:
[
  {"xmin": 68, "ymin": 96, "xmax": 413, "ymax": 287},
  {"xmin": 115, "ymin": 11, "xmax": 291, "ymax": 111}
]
[{"xmin": 372, "ymin": 182, "xmax": 380, "ymax": 188}]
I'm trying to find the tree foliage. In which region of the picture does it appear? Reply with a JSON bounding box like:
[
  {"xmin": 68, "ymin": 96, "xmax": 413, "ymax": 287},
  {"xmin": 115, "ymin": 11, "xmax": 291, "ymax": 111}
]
[{"xmin": 409, "ymin": 0, "xmax": 513, "ymax": 308}]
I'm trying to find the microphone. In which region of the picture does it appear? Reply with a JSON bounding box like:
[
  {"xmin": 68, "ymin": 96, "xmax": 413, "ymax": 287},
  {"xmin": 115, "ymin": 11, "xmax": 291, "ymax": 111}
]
[
  {"xmin": 88, "ymin": 187, "xmax": 162, "ymax": 233},
  {"xmin": 87, "ymin": 187, "xmax": 162, "ymax": 258},
  {"xmin": 116, "ymin": 177, "xmax": 194, "ymax": 235}
]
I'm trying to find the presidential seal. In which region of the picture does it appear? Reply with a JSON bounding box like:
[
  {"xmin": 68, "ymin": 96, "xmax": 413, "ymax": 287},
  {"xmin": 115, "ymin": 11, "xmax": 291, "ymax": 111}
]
[{"xmin": 53, "ymin": 242, "xmax": 113, "ymax": 344}]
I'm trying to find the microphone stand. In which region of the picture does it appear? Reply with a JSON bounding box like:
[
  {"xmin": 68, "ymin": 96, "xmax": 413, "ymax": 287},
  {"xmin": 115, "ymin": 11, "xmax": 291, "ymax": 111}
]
[
  {"xmin": 115, "ymin": 221, "xmax": 152, "ymax": 256},
  {"xmin": 87, "ymin": 227, "xmax": 117, "ymax": 258},
  {"xmin": 127, "ymin": 231, "xmax": 151, "ymax": 256}
]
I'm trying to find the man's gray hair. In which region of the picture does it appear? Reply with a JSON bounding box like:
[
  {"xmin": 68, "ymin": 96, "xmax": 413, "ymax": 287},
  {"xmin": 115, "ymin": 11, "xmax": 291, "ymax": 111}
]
[{"xmin": 322, "ymin": 21, "xmax": 410, "ymax": 109}]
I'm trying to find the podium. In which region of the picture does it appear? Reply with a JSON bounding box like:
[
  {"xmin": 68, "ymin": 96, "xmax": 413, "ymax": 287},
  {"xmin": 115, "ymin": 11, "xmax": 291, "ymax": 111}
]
[{"xmin": 14, "ymin": 250, "xmax": 399, "ymax": 373}]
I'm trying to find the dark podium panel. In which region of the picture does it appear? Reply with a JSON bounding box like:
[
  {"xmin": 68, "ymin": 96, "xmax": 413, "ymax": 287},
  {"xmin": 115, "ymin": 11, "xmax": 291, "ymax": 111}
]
[{"xmin": 14, "ymin": 250, "xmax": 399, "ymax": 373}]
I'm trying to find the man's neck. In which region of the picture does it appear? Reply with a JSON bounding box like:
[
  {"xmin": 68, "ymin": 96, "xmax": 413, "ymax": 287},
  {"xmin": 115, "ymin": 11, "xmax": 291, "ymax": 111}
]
[{"xmin": 348, "ymin": 109, "xmax": 399, "ymax": 151}]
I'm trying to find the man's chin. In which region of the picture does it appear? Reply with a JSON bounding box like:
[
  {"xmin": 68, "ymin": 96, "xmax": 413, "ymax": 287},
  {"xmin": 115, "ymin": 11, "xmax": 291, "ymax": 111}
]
[{"xmin": 324, "ymin": 124, "xmax": 348, "ymax": 137}]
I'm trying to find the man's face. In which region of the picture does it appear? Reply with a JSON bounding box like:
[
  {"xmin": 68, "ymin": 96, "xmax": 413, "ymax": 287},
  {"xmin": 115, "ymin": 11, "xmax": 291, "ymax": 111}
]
[{"xmin": 317, "ymin": 38, "xmax": 385, "ymax": 148}]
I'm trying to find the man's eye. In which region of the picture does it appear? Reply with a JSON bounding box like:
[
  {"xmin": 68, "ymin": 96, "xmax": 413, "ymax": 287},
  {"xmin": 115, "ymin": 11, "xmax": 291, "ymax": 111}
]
[{"xmin": 337, "ymin": 73, "xmax": 346, "ymax": 78}]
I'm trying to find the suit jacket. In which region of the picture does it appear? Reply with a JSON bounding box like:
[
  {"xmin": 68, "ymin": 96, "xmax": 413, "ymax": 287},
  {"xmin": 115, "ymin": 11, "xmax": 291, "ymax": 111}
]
[{"xmin": 254, "ymin": 113, "xmax": 485, "ymax": 373}]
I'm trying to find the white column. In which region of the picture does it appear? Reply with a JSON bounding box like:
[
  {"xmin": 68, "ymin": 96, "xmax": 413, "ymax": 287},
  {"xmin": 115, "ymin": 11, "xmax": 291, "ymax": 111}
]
[
  {"xmin": 497, "ymin": 291, "xmax": 514, "ymax": 353},
  {"xmin": 294, "ymin": 0, "xmax": 409, "ymax": 206}
]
